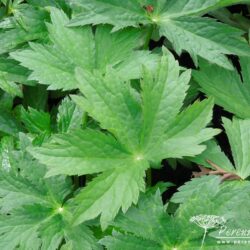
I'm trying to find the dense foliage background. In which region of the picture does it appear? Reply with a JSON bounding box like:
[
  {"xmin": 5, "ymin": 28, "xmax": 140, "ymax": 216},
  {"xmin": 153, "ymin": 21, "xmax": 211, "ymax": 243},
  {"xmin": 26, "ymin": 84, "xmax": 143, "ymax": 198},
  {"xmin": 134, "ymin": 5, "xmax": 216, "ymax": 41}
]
[{"xmin": 1, "ymin": 1, "xmax": 250, "ymax": 249}]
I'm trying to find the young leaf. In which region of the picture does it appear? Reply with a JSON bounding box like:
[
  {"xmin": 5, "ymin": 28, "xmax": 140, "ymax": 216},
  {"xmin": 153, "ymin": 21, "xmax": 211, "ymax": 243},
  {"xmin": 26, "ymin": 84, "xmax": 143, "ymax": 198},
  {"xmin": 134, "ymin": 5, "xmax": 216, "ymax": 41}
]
[
  {"xmin": 193, "ymin": 57, "xmax": 250, "ymax": 119},
  {"xmin": 30, "ymin": 51, "xmax": 219, "ymax": 228},
  {"xmin": 191, "ymin": 117, "xmax": 250, "ymax": 180},
  {"xmin": 68, "ymin": 0, "xmax": 250, "ymax": 69},
  {"xmin": 11, "ymin": 8, "xmax": 159, "ymax": 90}
]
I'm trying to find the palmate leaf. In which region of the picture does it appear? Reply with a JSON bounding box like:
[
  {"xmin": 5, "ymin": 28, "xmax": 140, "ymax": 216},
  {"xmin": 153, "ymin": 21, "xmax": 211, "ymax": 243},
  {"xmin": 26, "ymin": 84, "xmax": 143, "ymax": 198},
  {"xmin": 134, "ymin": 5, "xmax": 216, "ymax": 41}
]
[
  {"xmin": 0, "ymin": 134, "xmax": 100, "ymax": 250},
  {"xmin": 11, "ymin": 8, "xmax": 159, "ymax": 91},
  {"xmin": 68, "ymin": 0, "xmax": 250, "ymax": 69},
  {"xmin": 191, "ymin": 117, "xmax": 250, "ymax": 180},
  {"xmin": 193, "ymin": 57, "xmax": 250, "ymax": 119},
  {"xmin": 101, "ymin": 176, "xmax": 250, "ymax": 250},
  {"xmin": 0, "ymin": 4, "xmax": 49, "ymax": 54},
  {"xmin": 30, "ymin": 51, "xmax": 219, "ymax": 228}
]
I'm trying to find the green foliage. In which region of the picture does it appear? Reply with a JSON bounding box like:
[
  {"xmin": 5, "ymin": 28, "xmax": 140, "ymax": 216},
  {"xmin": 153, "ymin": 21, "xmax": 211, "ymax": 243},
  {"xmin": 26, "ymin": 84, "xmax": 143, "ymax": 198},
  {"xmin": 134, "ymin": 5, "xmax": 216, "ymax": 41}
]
[
  {"xmin": 21, "ymin": 107, "xmax": 51, "ymax": 134},
  {"xmin": 101, "ymin": 176, "xmax": 250, "ymax": 249},
  {"xmin": 0, "ymin": 1, "xmax": 249, "ymax": 249},
  {"xmin": 68, "ymin": 0, "xmax": 250, "ymax": 69},
  {"xmin": 0, "ymin": 134, "xmax": 100, "ymax": 250},
  {"xmin": 193, "ymin": 57, "xmax": 250, "ymax": 118},
  {"xmin": 30, "ymin": 51, "xmax": 219, "ymax": 228},
  {"xmin": 191, "ymin": 117, "xmax": 250, "ymax": 180},
  {"xmin": 12, "ymin": 8, "xmax": 158, "ymax": 90},
  {"xmin": 0, "ymin": 3, "xmax": 49, "ymax": 54},
  {"xmin": 0, "ymin": 55, "xmax": 36, "ymax": 97}
]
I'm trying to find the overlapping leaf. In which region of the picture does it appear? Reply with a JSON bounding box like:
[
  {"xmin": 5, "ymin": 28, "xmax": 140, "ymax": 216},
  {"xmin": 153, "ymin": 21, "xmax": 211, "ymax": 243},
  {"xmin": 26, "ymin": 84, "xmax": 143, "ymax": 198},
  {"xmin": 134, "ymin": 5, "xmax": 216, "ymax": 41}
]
[
  {"xmin": 12, "ymin": 8, "xmax": 159, "ymax": 90},
  {"xmin": 0, "ymin": 3, "xmax": 49, "ymax": 54},
  {"xmin": 193, "ymin": 57, "xmax": 250, "ymax": 118},
  {"xmin": 30, "ymin": 51, "xmax": 219, "ymax": 228},
  {"xmin": 101, "ymin": 176, "xmax": 250, "ymax": 249},
  {"xmin": 68, "ymin": 0, "xmax": 250, "ymax": 69},
  {"xmin": 0, "ymin": 95, "xmax": 22, "ymax": 136},
  {"xmin": 0, "ymin": 134, "xmax": 100, "ymax": 250},
  {"xmin": 0, "ymin": 57, "xmax": 26, "ymax": 97},
  {"xmin": 21, "ymin": 107, "xmax": 51, "ymax": 134},
  {"xmin": 191, "ymin": 117, "xmax": 250, "ymax": 180}
]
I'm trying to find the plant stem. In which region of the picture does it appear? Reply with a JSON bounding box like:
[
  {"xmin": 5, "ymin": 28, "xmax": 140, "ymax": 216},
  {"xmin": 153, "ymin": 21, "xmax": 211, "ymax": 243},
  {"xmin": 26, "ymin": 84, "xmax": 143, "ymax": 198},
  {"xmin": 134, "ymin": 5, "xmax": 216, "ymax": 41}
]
[{"xmin": 82, "ymin": 112, "xmax": 88, "ymax": 128}]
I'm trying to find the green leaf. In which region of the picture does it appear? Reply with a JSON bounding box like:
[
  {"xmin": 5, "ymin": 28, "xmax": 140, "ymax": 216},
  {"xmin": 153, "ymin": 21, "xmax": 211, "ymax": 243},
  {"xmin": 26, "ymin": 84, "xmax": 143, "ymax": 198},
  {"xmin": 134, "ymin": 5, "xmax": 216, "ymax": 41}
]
[
  {"xmin": 74, "ymin": 68, "xmax": 142, "ymax": 152},
  {"xmin": 0, "ymin": 4, "xmax": 49, "ymax": 54},
  {"xmin": 0, "ymin": 91, "xmax": 13, "ymax": 111},
  {"xmin": 0, "ymin": 110, "xmax": 22, "ymax": 136},
  {"xmin": 193, "ymin": 57, "xmax": 250, "ymax": 118},
  {"xmin": 140, "ymin": 50, "xmax": 191, "ymax": 153},
  {"xmin": 147, "ymin": 98, "xmax": 220, "ymax": 161},
  {"xmin": 0, "ymin": 56, "xmax": 32, "ymax": 85},
  {"xmin": 159, "ymin": 16, "xmax": 249, "ymax": 69},
  {"xmin": 159, "ymin": 0, "xmax": 250, "ymax": 17},
  {"xmin": 12, "ymin": 8, "xmax": 158, "ymax": 90},
  {"xmin": 0, "ymin": 75, "xmax": 22, "ymax": 97},
  {"xmin": 0, "ymin": 56, "xmax": 34, "ymax": 97},
  {"xmin": 171, "ymin": 175, "xmax": 221, "ymax": 204},
  {"xmin": 31, "ymin": 51, "xmax": 217, "ymax": 228},
  {"xmin": 68, "ymin": 0, "xmax": 150, "ymax": 30},
  {"xmin": 72, "ymin": 162, "xmax": 147, "ymax": 229},
  {"xmin": 69, "ymin": 0, "xmax": 250, "ymax": 28},
  {"xmin": 0, "ymin": 135, "xmax": 100, "ymax": 250},
  {"xmin": 189, "ymin": 140, "xmax": 235, "ymax": 173},
  {"xmin": 27, "ymin": 0, "xmax": 70, "ymax": 13},
  {"xmin": 57, "ymin": 97, "xmax": 84, "ymax": 133},
  {"xmin": 68, "ymin": 0, "xmax": 250, "ymax": 68},
  {"xmin": 191, "ymin": 117, "xmax": 250, "ymax": 180},
  {"xmin": 29, "ymin": 129, "xmax": 136, "ymax": 177},
  {"xmin": 101, "ymin": 178, "xmax": 250, "ymax": 249},
  {"xmin": 223, "ymin": 117, "xmax": 250, "ymax": 179},
  {"xmin": 101, "ymin": 232, "xmax": 160, "ymax": 250},
  {"xmin": 21, "ymin": 107, "xmax": 51, "ymax": 134}
]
